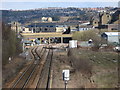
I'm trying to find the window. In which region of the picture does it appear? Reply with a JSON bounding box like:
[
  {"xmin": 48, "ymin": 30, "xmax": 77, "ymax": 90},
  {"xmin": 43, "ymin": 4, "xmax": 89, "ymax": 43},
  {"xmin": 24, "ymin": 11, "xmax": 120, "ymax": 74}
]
[
  {"xmin": 50, "ymin": 26, "xmax": 53, "ymax": 27},
  {"xmin": 45, "ymin": 28, "xmax": 47, "ymax": 31},
  {"xmin": 29, "ymin": 29, "xmax": 31, "ymax": 31},
  {"xmin": 112, "ymin": 28, "xmax": 117, "ymax": 30}
]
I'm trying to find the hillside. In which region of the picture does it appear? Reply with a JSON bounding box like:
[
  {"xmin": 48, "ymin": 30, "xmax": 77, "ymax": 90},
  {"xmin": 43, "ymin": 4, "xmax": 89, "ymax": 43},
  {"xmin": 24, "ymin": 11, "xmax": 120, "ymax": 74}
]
[{"xmin": 1, "ymin": 8, "xmax": 96, "ymax": 24}]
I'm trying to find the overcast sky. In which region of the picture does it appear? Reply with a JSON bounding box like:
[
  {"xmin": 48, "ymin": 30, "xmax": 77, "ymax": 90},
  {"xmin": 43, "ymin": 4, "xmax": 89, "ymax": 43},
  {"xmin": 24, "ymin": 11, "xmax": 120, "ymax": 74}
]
[{"xmin": 1, "ymin": 0, "xmax": 120, "ymax": 10}]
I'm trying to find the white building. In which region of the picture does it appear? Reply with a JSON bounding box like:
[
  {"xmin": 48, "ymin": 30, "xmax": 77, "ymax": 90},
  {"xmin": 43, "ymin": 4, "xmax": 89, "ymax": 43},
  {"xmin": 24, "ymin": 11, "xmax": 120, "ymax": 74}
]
[
  {"xmin": 56, "ymin": 25, "xmax": 68, "ymax": 32},
  {"xmin": 101, "ymin": 32, "xmax": 120, "ymax": 44},
  {"xmin": 41, "ymin": 17, "xmax": 53, "ymax": 22}
]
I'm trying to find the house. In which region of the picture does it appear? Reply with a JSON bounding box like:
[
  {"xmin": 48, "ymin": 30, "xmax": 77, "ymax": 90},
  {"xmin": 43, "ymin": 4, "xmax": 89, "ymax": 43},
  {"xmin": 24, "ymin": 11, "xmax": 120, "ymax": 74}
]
[
  {"xmin": 41, "ymin": 17, "xmax": 53, "ymax": 22},
  {"xmin": 11, "ymin": 22, "xmax": 22, "ymax": 34},
  {"xmin": 90, "ymin": 17, "xmax": 99, "ymax": 27},
  {"xmin": 110, "ymin": 10, "xmax": 120, "ymax": 24},
  {"xmin": 90, "ymin": 9, "xmax": 120, "ymax": 29},
  {"xmin": 101, "ymin": 32, "xmax": 120, "ymax": 44},
  {"xmin": 99, "ymin": 12, "xmax": 112, "ymax": 25}
]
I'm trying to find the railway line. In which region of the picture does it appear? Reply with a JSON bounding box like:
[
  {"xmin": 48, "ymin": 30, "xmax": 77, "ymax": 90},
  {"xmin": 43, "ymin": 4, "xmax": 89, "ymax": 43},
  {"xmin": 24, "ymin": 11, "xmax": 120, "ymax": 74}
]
[
  {"xmin": 10, "ymin": 46, "xmax": 40, "ymax": 89},
  {"xmin": 35, "ymin": 47, "xmax": 53, "ymax": 89},
  {"xmin": 9, "ymin": 45, "xmax": 54, "ymax": 89}
]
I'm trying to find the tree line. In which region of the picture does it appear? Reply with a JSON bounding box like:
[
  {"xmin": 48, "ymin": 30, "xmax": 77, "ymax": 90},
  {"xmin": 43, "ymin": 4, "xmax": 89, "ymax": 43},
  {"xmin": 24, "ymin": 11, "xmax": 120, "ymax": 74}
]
[{"xmin": 2, "ymin": 23, "xmax": 22, "ymax": 65}]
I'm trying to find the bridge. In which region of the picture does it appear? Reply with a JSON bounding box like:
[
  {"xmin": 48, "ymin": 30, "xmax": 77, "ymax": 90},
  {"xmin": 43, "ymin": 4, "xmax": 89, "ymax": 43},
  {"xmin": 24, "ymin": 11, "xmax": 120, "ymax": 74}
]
[{"xmin": 20, "ymin": 33, "xmax": 72, "ymax": 43}]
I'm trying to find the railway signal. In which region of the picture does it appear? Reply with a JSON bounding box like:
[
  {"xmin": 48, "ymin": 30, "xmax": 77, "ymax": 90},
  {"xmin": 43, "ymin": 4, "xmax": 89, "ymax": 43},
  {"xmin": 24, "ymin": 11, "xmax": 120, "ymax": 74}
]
[{"xmin": 62, "ymin": 70, "xmax": 70, "ymax": 90}]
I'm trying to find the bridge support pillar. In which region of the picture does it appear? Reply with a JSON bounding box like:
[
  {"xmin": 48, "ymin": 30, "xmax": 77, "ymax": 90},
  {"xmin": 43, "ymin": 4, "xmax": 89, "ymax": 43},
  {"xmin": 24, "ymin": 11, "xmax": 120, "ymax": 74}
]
[
  {"xmin": 40, "ymin": 38, "xmax": 42, "ymax": 44},
  {"xmin": 61, "ymin": 37, "xmax": 63, "ymax": 43},
  {"xmin": 49, "ymin": 37, "xmax": 51, "ymax": 44}
]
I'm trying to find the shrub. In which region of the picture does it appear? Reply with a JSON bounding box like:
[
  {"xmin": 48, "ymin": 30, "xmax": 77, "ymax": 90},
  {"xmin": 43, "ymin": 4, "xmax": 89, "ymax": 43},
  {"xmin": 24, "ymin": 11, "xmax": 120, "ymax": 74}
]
[{"xmin": 68, "ymin": 49, "xmax": 92, "ymax": 78}]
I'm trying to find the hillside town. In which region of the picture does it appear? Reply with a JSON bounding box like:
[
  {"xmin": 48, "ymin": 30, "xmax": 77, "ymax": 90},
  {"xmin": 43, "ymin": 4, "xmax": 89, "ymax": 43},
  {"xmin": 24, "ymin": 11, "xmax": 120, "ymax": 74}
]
[
  {"xmin": 8, "ymin": 7, "xmax": 120, "ymax": 49},
  {"xmin": 2, "ymin": 4, "xmax": 120, "ymax": 89}
]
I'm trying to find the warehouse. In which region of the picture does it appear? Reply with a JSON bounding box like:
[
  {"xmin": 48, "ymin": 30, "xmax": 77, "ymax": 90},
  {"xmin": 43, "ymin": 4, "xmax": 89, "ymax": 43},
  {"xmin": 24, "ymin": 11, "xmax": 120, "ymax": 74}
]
[{"xmin": 101, "ymin": 32, "xmax": 120, "ymax": 44}]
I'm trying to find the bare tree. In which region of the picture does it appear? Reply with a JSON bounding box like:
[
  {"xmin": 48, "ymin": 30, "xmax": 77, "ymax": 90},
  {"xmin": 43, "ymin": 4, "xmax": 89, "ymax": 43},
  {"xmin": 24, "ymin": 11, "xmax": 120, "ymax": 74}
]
[{"xmin": 72, "ymin": 29, "xmax": 106, "ymax": 50}]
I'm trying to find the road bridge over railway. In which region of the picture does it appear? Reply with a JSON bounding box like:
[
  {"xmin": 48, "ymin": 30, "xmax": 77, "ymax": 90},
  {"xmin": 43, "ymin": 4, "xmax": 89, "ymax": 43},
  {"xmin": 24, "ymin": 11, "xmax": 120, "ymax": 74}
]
[{"xmin": 20, "ymin": 33, "xmax": 72, "ymax": 43}]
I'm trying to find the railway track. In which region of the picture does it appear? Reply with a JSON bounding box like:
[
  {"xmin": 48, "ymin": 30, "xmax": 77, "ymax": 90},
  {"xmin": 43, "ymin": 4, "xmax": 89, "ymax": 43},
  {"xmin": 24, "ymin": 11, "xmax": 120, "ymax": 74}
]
[
  {"xmin": 35, "ymin": 47, "xmax": 53, "ymax": 89},
  {"xmin": 9, "ymin": 45, "xmax": 54, "ymax": 89},
  {"xmin": 10, "ymin": 46, "xmax": 45, "ymax": 89}
]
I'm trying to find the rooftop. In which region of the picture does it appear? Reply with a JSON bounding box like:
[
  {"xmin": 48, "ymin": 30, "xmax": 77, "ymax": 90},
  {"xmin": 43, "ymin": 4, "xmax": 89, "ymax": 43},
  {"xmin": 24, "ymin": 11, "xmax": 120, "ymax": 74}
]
[{"xmin": 104, "ymin": 32, "xmax": 120, "ymax": 36}]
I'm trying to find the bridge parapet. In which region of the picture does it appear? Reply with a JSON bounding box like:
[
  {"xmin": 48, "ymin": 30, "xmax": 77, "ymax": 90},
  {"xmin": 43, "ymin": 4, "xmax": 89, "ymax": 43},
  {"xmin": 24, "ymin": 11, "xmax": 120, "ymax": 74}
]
[{"xmin": 21, "ymin": 33, "xmax": 72, "ymax": 38}]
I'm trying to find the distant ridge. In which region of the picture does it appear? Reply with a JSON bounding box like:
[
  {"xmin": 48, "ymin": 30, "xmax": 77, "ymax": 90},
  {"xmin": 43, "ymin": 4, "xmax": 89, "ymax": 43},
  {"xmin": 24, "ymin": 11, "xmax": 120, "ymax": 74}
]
[{"xmin": 2, "ymin": 2, "xmax": 118, "ymax": 10}]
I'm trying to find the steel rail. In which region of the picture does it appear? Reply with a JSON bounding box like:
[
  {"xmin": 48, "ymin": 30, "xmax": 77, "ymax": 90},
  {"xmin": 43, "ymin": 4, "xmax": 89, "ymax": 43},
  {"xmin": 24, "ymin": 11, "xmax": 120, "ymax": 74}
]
[
  {"xmin": 35, "ymin": 46, "xmax": 53, "ymax": 90},
  {"xmin": 46, "ymin": 48, "xmax": 53, "ymax": 90},
  {"xmin": 22, "ymin": 47, "xmax": 47, "ymax": 89},
  {"xmin": 10, "ymin": 47, "xmax": 36, "ymax": 89},
  {"xmin": 10, "ymin": 46, "xmax": 44, "ymax": 89}
]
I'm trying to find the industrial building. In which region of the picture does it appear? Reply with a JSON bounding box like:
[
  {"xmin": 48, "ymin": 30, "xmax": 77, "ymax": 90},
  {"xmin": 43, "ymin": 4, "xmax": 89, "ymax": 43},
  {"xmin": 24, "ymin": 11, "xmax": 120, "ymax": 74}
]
[
  {"xmin": 26, "ymin": 23, "xmax": 56, "ymax": 33},
  {"xmin": 101, "ymin": 32, "xmax": 120, "ymax": 44}
]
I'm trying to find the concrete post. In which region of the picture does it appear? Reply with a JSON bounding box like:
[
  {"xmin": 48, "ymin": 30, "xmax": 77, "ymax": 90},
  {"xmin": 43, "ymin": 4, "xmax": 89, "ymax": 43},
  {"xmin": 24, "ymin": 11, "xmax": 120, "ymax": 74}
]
[
  {"xmin": 61, "ymin": 37, "xmax": 63, "ymax": 43},
  {"xmin": 40, "ymin": 38, "xmax": 42, "ymax": 44},
  {"xmin": 49, "ymin": 37, "xmax": 51, "ymax": 44}
]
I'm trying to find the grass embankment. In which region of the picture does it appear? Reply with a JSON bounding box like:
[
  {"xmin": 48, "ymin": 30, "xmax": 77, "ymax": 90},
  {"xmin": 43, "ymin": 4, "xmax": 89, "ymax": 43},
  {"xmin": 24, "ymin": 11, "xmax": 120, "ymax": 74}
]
[{"xmin": 68, "ymin": 48, "xmax": 118, "ymax": 88}]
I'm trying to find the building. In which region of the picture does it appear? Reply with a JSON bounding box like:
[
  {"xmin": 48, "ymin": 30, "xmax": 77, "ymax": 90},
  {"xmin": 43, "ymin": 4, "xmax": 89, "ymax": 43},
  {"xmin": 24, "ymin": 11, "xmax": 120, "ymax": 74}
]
[
  {"xmin": 56, "ymin": 25, "xmax": 68, "ymax": 32},
  {"xmin": 70, "ymin": 26, "xmax": 78, "ymax": 32},
  {"xmin": 26, "ymin": 23, "xmax": 56, "ymax": 33},
  {"xmin": 41, "ymin": 17, "xmax": 47, "ymax": 21},
  {"xmin": 79, "ymin": 25, "xmax": 93, "ymax": 31},
  {"xmin": 47, "ymin": 17, "xmax": 53, "ymax": 22},
  {"xmin": 101, "ymin": 32, "xmax": 120, "ymax": 44},
  {"xmin": 11, "ymin": 22, "xmax": 22, "ymax": 34},
  {"xmin": 108, "ymin": 24, "xmax": 119, "ymax": 31},
  {"xmin": 24, "ymin": 21, "xmax": 81, "ymax": 33},
  {"xmin": 90, "ymin": 18, "xmax": 99, "ymax": 27},
  {"xmin": 99, "ymin": 12, "xmax": 112, "ymax": 25},
  {"xmin": 90, "ymin": 9, "xmax": 120, "ymax": 29},
  {"xmin": 22, "ymin": 27, "xmax": 32, "ymax": 33},
  {"xmin": 90, "ymin": 12, "xmax": 112, "ymax": 27},
  {"xmin": 110, "ymin": 10, "xmax": 120, "ymax": 24},
  {"xmin": 41, "ymin": 17, "xmax": 53, "ymax": 22}
]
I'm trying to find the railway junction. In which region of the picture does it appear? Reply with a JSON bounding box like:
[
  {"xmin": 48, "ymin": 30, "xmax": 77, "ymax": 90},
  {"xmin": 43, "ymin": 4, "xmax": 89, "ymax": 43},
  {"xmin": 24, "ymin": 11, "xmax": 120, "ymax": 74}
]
[
  {"xmin": 4, "ymin": 45, "xmax": 54, "ymax": 89},
  {"xmin": 3, "ymin": 44, "xmax": 119, "ymax": 88}
]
